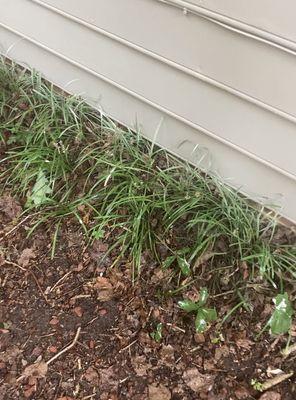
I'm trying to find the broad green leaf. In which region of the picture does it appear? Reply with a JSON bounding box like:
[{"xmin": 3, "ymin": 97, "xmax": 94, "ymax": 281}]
[
  {"xmin": 27, "ymin": 170, "xmax": 52, "ymax": 207},
  {"xmin": 195, "ymin": 308, "xmax": 217, "ymax": 332},
  {"xmin": 178, "ymin": 300, "xmax": 199, "ymax": 312},
  {"xmin": 202, "ymin": 307, "xmax": 217, "ymax": 322},
  {"xmin": 198, "ymin": 287, "xmax": 209, "ymax": 306},
  {"xmin": 195, "ymin": 309, "xmax": 208, "ymax": 333},
  {"xmin": 163, "ymin": 255, "xmax": 176, "ymax": 269},
  {"xmin": 177, "ymin": 257, "xmax": 191, "ymax": 276},
  {"xmin": 268, "ymin": 292, "xmax": 293, "ymax": 335}
]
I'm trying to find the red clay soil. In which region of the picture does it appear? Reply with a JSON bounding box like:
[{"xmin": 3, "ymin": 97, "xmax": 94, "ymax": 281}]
[{"xmin": 0, "ymin": 195, "xmax": 295, "ymax": 400}]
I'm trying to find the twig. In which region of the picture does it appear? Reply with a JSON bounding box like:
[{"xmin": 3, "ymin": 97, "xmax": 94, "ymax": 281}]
[
  {"xmin": 166, "ymin": 323, "xmax": 186, "ymax": 333},
  {"xmin": 30, "ymin": 269, "xmax": 49, "ymax": 304},
  {"xmin": 3, "ymin": 259, "xmax": 27, "ymax": 271},
  {"xmin": 16, "ymin": 327, "xmax": 82, "ymax": 383},
  {"xmin": 50, "ymin": 271, "xmax": 72, "ymax": 292},
  {"xmin": 119, "ymin": 339, "xmax": 137, "ymax": 353},
  {"xmin": 47, "ymin": 327, "xmax": 81, "ymax": 365},
  {"xmin": 261, "ymin": 372, "xmax": 294, "ymax": 391},
  {"xmin": 0, "ymin": 213, "xmax": 39, "ymax": 242}
]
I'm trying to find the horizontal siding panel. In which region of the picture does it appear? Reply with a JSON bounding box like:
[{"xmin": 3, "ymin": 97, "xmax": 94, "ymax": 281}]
[
  {"xmin": 38, "ymin": 0, "xmax": 296, "ymax": 117},
  {"xmin": 1, "ymin": 0, "xmax": 296, "ymax": 177},
  {"xmin": 1, "ymin": 25, "xmax": 296, "ymax": 223},
  {"xmin": 189, "ymin": 0, "xmax": 296, "ymax": 44}
]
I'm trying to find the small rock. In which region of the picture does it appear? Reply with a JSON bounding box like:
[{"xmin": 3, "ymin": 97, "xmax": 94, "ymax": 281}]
[
  {"xmin": 194, "ymin": 333, "xmax": 205, "ymax": 343},
  {"xmin": 73, "ymin": 306, "xmax": 83, "ymax": 317},
  {"xmin": 49, "ymin": 317, "xmax": 59, "ymax": 326}
]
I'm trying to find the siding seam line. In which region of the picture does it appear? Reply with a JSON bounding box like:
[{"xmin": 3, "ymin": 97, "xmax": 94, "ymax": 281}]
[
  {"xmin": 1, "ymin": 22, "xmax": 296, "ymax": 184},
  {"xmin": 28, "ymin": 0, "xmax": 296, "ymax": 125},
  {"xmin": 157, "ymin": 0, "xmax": 296, "ymax": 55}
]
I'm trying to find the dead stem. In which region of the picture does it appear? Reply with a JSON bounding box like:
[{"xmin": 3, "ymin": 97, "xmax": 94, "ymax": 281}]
[
  {"xmin": 50, "ymin": 270, "xmax": 72, "ymax": 292},
  {"xmin": 0, "ymin": 212, "xmax": 40, "ymax": 242},
  {"xmin": 119, "ymin": 339, "xmax": 138, "ymax": 353},
  {"xmin": 261, "ymin": 372, "xmax": 294, "ymax": 391},
  {"xmin": 47, "ymin": 327, "xmax": 81, "ymax": 365},
  {"xmin": 282, "ymin": 342, "xmax": 296, "ymax": 358}
]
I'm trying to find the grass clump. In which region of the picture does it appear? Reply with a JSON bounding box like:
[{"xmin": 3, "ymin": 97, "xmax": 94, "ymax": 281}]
[{"xmin": 0, "ymin": 58, "xmax": 295, "ymax": 293}]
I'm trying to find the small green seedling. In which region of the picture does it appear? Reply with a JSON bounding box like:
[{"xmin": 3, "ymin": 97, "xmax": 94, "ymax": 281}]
[
  {"xmin": 163, "ymin": 248, "xmax": 191, "ymax": 276},
  {"xmin": 178, "ymin": 287, "xmax": 217, "ymax": 333},
  {"xmin": 251, "ymin": 378, "xmax": 263, "ymax": 392},
  {"xmin": 268, "ymin": 292, "xmax": 293, "ymax": 335},
  {"xmin": 150, "ymin": 323, "xmax": 163, "ymax": 342},
  {"xmin": 211, "ymin": 333, "xmax": 224, "ymax": 344},
  {"xmin": 92, "ymin": 228, "xmax": 105, "ymax": 239}
]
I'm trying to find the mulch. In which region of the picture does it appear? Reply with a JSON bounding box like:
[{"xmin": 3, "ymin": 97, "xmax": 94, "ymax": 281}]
[{"xmin": 0, "ymin": 195, "xmax": 295, "ymax": 400}]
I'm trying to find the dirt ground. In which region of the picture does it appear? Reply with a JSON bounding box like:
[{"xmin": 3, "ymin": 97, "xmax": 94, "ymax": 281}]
[{"xmin": 0, "ymin": 195, "xmax": 295, "ymax": 400}]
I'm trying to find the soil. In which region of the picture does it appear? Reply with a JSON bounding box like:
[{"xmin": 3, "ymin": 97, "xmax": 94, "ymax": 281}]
[{"xmin": 0, "ymin": 196, "xmax": 295, "ymax": 400}]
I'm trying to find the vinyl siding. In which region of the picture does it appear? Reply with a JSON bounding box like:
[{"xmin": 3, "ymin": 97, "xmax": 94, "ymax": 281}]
[{"xmin": 0, "ymin": 0, "xmax": 296, "ymax": 222}]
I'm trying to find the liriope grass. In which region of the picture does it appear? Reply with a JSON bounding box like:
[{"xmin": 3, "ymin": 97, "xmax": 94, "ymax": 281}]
[{"xmin": 0, "ymin": 58, "xmax": 295, "ymax": 290}]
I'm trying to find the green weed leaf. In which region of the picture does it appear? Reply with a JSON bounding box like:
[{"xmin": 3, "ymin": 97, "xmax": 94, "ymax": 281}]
[
  {"xmin": 150, "ymin": 323, "xmax": 163, "ymax": 342},
  {"xmin": 176, "ymin": 247, "xmax": 191, "ymax": 256},
  {"xmin": 198, "ymin": 287, "xmax": 209, "ymax": 306},
  {"xmin": 178, "ymin": 300, "xmax": 199, "ymax": 312},
  {"xmin": 27, "ymin": 170, "xmax": 52, "ymax": 207},
  {"xmin": 204, "ymin": 307, "xmax": 218, "ymax": 322},
  {"xmin": 179, "ymin": 287, "xmax": 217, "ymax": 332},
  {"xmin": 177, "ymin": 257, "xmax": 191, "ymax": 276},
  {"xmin": 163, "ymin": 255, "xmax": 176, "ymax": 269},
  {"xmin": 92, "ymin": 228, "xmax": 105, "ymax": 239},
  {"xmin": 195, "ymin": 308, "xmax": 217, "ymax": 333},
  {"xmin": 195, "ymin": 309, "xmax": 207, "ymax": 333},
  {"xmin": 268, "ymin": 292, "xmax": 293, "ymax": 335}
]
